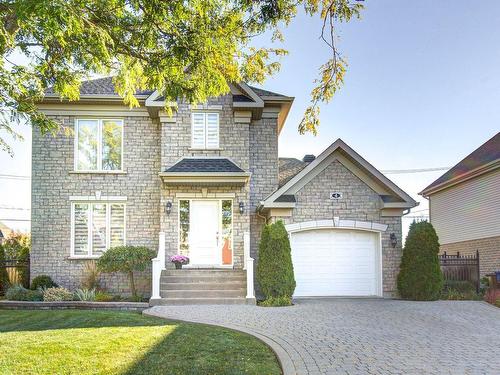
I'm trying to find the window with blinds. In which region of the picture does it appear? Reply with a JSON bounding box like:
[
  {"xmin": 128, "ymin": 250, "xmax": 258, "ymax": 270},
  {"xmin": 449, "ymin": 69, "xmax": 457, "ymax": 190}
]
[
  {"xmin": 191, "ymin": 112, "xmax": 219, "ymax": 149},
  {"xmin": 72, "ymin": 202, "xmax": 126, "ymax": 257}
]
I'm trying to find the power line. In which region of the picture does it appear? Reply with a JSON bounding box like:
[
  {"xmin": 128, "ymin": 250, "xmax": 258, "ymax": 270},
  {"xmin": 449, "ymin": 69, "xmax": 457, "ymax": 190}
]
[
  {"xmin": 0, "ymin": 205, "xmax": 30, "ymax": 211},
  {"xmin": 0, "ymin": 218, "xmax": 31, "ymax": 222},
  {"xmin": 381, "ymin": 167, "xmax": 450, "ymax": 174},
  {"xmin": 0, "ymin": 174, "xmax": 30, "ymax": 180}
]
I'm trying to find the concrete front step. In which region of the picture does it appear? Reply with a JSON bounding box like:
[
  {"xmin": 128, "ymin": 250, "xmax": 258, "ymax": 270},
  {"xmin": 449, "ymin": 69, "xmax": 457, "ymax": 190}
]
[
  {"xmin": 160, "ymin": 275, "xmax": 246, "ymax": 284},
  {"xmin": 161, "ymin": 289, "xmax": 245, "ymax": 299},
  {"xmin": 161, "ymin": 282, "xmax": 245, "ymax": 291},
  {"xmin": 162, "ymin": 269, "xmax": 245, "ymax": 277},
  {"xmin": 150, "ymin": 297, "xmax": 248, "ymax": 306}
]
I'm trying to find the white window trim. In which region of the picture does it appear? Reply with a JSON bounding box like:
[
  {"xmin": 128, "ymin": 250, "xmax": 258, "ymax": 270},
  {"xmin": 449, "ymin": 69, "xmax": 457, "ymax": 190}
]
[
  {"xmin": 177, "ymin": 198, "xmax": 233, "ymax": 267},
  {"xmin": 70, "ymin": 201, "xmax": 127, "ymax": 258},
  {"xmin": 191, "ymin": 112, "xmax": 219, "ymax": 150},
  {"xmin": 74, "ymin": 118, "xmax": 124, "ymax": 172}
]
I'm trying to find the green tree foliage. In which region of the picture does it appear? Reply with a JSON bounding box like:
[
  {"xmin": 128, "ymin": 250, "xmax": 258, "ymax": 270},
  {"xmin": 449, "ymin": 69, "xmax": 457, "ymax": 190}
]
[
  {"xmin": 256, "ymin": 221, "xmax": 295, "ymax": 304},
  {"xmin": 397, "ymin": 221, "xmax": 444, "ymax": 301},
  {"xmin": 0, "ymin": 0, "xmax": 363, "ymax": 154},
  {"xmin": 0, "ymin": 244, "xmax": 10, "ymax": 294},
  {"xmin": 1, "ymin": 232, "xmax": 30, "ymax": 287},
  {"xmin": 97, "ymin": 246, "xmax": 155, "ymax": 298}
]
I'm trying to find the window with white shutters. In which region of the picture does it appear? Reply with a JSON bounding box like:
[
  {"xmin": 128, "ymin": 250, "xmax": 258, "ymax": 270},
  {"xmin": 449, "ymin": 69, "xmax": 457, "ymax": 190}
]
[
  {"xmin": 71, "ymin": 202, "xmax": 126, "ymax": 257},
  {"xmin": 191, "ymin": 112, "xmax": 219, "ymax": 149}
]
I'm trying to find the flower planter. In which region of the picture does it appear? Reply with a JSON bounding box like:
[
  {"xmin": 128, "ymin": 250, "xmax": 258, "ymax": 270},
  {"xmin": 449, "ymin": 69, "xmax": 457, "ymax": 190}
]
[{"xmin": 174, "ymin": 263, "xmax": 183, "ymax": 270}]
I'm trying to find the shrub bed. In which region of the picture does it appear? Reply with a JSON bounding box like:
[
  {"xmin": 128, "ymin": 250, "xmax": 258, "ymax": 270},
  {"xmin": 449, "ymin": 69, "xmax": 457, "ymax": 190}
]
[{"xmin": 6, "ymin": 285, "xmax": 43, "ymax": 301}]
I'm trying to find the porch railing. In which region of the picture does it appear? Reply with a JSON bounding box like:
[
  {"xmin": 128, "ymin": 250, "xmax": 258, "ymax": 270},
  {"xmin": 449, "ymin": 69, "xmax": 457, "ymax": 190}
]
[
  {"xmin": 151, "ymin": 232, "xmax": 166, "ymax": 300},
  {"xmin": 243, "ymin": 231, "xmax": 255, "ymax": 300}
]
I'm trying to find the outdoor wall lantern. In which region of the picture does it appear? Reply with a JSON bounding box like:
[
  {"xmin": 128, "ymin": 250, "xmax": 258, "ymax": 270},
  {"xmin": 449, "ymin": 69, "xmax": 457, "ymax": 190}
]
[
  {"xmin": 165, "ymin": 201, "xmax": 172, "ymax": 215},
  {"xmin": 390, "ymin": 233, "xmax": 397, "ymax": 248},
  {"xmin": 239, "ymin": 202, "xmax": 244, "ymax": 214}
]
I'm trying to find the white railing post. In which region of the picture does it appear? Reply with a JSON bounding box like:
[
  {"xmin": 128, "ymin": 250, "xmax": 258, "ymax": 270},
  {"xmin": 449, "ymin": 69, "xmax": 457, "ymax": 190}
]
[
  {"xmin": 151, "ymin": 232, "xmax": 166, "ymax": 300},
  {"xmin": 244, "ymin": 231, "xmax": 255, "ymax": 300}
]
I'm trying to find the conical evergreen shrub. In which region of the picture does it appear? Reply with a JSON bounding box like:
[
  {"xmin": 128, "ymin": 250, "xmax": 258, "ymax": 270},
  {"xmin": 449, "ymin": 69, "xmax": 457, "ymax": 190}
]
[
  {"xmin": 397, "ymin": 221, "xmax": 443, "ymax": 300},
  {"xmin": 256, "ymin": 221, "xmax": 296, "ymax": 302}
]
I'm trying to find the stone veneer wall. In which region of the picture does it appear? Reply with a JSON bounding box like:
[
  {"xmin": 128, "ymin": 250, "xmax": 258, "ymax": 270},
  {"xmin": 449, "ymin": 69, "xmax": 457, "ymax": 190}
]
[
  {"xmin": 31, "ymin": 114, "xmax": 161, "ymax": 296},
  {"xmin": 278, "ymin": 160, "xmax": 403, "ymax": 297},
  {"xmin": 440, "ymin": 236, "xmax": 500, "ymax": 277}
]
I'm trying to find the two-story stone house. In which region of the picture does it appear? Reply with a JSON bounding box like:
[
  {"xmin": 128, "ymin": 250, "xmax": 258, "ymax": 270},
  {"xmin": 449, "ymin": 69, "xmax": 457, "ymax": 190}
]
[{"xmin": 32, "ymin": 77, "xmax": 417, "ymax": 304}]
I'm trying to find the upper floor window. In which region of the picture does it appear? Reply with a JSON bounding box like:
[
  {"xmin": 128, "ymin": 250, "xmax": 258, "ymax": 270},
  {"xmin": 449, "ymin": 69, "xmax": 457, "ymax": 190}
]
[
  {"xmin": 191, "ymin": 112, "xmax": 219, "ymax": 149},
  {"xmin": 75, "ymin": 119, "xmax": 123, "ymax": 171}
]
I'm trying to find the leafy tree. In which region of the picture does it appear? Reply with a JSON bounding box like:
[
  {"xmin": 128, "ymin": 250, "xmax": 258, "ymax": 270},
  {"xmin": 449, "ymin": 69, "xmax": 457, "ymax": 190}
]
[
  {"xmin": 0, "ymin": 244, "xmax": 9, "ymax": 294},
  {"xmin": 397, "ymin": 221, "xmax": 444, "ymax": 301},
  {"xmin": 256, "ymin": 220, "xmax": 295, "ymax": 304},
  {"xmin": 97, "ymin": 246, "xmax": 155, "ymax": 298},
  {"xmin": 0, "ymin": 0, "xmax": 363, "ymax": 154},
  {"xmin": 1, "ymin": 232, "xmax": 30, "ymax": 287}
]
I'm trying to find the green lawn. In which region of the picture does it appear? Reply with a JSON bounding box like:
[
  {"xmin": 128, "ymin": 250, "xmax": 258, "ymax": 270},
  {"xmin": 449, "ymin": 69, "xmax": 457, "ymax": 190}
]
[{"xmin": 0, "ymin": 310, "xmax": 281, "ymax": 375}]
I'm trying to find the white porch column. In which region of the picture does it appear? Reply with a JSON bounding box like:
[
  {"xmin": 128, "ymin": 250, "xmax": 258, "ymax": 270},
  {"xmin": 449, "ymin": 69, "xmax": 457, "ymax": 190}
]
[
  {"xmin": 244, "ymin": 231, "xmax": 255, "ymax": 300},
  {"xmin": 151, "ymin": 232, "xmax": 166, "ymax": 300}
]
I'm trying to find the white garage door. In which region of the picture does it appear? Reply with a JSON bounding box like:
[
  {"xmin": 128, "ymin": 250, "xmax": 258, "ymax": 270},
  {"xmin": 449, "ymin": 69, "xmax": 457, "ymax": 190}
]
[{"xmin": 290, "ymin": 229, "xmax": 380, "ymax": 297}]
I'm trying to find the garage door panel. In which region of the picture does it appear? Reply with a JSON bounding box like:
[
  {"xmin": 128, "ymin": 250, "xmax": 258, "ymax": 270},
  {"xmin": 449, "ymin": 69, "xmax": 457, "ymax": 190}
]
[{"xmin": 291, "ymin": 229, "xmax": 379, "ymax": 297}]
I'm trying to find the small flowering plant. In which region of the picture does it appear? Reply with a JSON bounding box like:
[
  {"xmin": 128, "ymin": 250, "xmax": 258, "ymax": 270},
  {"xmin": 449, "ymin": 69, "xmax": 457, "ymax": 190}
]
[{"xmin": 170, "ymin": 255, "xmax": 189, "ymax": 269}]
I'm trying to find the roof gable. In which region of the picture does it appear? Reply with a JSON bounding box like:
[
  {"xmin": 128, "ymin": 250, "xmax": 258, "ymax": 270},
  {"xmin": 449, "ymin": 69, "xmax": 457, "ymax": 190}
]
[
  {"xmin": 263, "ymin": 139, "xmax": 417, "ymax": 209},
  {"xmin": 421, "ymin": 132, "xmax": 500, "ymax": 195}
]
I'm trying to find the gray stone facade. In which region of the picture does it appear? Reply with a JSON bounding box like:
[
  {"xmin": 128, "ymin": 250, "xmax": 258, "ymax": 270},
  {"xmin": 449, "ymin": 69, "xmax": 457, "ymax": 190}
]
[
  {"xmin": 274, "ymin": 160, "xmax": 403, "ymax": 296},
  {"xmin": 31, "ymin": 94, "xmax": 280, "ymax": 296},
  {"xmin": 31, "ymin": 114, "xmax": 161, "ymax": 296},
  {"xmin": 31, "ymin": 90, "xmax": 407, "ymax": 299}
]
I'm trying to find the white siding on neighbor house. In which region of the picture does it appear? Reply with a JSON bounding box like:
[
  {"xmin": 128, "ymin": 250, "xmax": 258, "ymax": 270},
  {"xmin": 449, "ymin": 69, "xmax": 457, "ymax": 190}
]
[{"xmin": 430, "ymin": 168, "xmax": 500, "ymax": 244}]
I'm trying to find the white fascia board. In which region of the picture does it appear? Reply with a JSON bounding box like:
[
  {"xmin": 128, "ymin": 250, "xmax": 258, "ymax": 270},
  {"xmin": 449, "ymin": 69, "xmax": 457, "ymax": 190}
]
[
  {"xmin": 236, "ymin": 82, "xmax": 264, "ymax": 107},
  {"xmin": 264, "ymin": 138, "xmax": 417, "ymax": 207},
  {"xmin": 145, "ymin": 90, "xmax": 177, "ymax": 107}
]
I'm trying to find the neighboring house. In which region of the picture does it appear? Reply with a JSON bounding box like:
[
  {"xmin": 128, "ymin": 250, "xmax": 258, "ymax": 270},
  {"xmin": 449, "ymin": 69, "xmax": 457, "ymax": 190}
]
[
  {"xmin": 32, "ymin": 77, "xmax": 416, "ymax": 304},
  {"xmin": 421, "ymin": 132, "xmax": 500, "ymax": 277},
  {"xmin": 0, "ymin": 221, "xmax": 13, "ymax": 240}
]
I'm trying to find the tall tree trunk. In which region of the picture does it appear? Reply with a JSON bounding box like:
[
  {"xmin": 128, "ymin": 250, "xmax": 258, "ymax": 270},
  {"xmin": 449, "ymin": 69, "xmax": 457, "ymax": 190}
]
[{"xmin": 128, "ymin": 271, "xmax": 136, "ymax": 298}]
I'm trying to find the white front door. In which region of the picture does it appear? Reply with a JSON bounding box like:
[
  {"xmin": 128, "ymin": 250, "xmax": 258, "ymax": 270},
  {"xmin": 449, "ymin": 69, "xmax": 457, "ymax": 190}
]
[{"xmin": 189, "ymin": 200, "xmax": 220, "ymax": 265}]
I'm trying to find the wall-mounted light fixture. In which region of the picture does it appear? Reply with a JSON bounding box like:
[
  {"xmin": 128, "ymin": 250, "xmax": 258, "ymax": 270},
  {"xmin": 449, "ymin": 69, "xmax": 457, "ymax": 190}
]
[
  {"xmin": 165, "ymin": 201, "xmax": 172, "ymax": 215},
  {"xmin": 239, "ymin": 202, "xmax": 244, "ymax": 214},
  {"xmin": 390, "ymin": 233, "xmax": 397, "ymax": 248}
]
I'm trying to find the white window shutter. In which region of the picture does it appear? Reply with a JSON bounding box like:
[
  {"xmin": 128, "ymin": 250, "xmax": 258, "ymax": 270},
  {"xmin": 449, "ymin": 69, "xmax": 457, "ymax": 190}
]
[
  {"xmin": 192, "ymin": 113, "xmax": 206, "ymax": 148},
  {"xmin": 206, "ymin": 113, "xmax": 219, "ymax": 149}
]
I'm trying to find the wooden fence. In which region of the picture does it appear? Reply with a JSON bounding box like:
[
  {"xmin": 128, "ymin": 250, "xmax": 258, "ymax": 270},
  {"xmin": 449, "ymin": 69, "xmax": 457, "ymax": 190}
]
[
  {"xmin": 439, "ymin": 250, "xmax": 480, "ymax": 292},
  {"xmin": 0, "ymin": 258, "xmax": 30, "ymax": 289}
]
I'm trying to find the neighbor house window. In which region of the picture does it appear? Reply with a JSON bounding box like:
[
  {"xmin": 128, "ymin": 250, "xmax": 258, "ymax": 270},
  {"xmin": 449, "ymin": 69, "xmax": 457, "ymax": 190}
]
[
  {"xmin": 75, "ymin": 119, "xmax": 123, "ymax": 171},
  {"xmin": 191, "ymin": 112, "xmax": 219, "ymax": 149},
  {"xmin": 72, "ymin": 202, "xmax": 125, "ymax": 257}
]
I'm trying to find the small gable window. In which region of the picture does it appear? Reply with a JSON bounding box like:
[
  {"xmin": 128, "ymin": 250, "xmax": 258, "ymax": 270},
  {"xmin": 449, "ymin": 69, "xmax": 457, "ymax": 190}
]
[
  {"xmin": 191, "ymin": 112, "xmax": 219, "ymax": 149},
  {"xmin": 75, "ymin": 119, "xmax": 123, "ymax": 171}
]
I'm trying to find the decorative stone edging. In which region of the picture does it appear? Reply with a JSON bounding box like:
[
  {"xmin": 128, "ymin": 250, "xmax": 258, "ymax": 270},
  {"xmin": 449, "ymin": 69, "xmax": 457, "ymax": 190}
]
[
  {"xmin": 144, "ymin": 308, "xmax": 296, "ymax": 375},
  {"xmin": 0, "ymin": 300, "xmax": 149, "ymax": 311}
]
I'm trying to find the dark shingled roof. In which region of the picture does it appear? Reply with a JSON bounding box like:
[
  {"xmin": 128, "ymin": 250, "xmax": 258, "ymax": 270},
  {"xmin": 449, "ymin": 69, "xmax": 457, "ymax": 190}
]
[
  {"xmin": 249, "ymin": 85, "xmax": 288, "ymax": 98},
  {"xmin": 278, "ymin": 157, "xmax": 308, "ymax": 187},
  {"xmin": 45, "ymin": 76, "xmax": 154, "ymax": 96},
  {"xmin": 165, "ymin": 158, "xmax": 244, "ymax": 173},
  {"xmin": 274, "ymin": 195, "xmax": 296, "ymax": 203},
  {"xmin": 422, "ymin": 132, "xmax": 500, "ymax": 193},
  {"xmin": 380, "ymin": 195, "xmax": 403, "ymax": 203},
  {"xmin": 232, "ymin": 94, "xmax": 254, "ymax": 102}
]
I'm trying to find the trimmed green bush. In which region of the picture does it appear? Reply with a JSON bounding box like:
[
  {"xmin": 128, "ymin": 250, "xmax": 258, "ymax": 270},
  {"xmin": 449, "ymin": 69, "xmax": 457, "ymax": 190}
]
[
  {"xmin": 256, "ymin": 221, "xmax": 295, "ymax": 306},
  {"xmin": 397, "ymin": 221, "xmax": 443, "ymax": 301},
  {"xmin": 258, "ymin": 296, "xmax": 292, "ymax": 307},
  {"xmin": 6, "ymin": 285, "xmax": 43, "ymax": 301},
  {"xmin": 95, "ymin": 291, "xmax": 114, "ymax": 302},
  {"xmin": 31, "ymin": 275, "xmax": 58, "ymax": 290},
  {"xmin": 43, "ymin": 287, "xmax": 74, "ymax": 302},
  {"xmin": 0, "ymin": 245, "xmax": 10, "ymax": 294},
  {"xmin": 97, "ymin": 246, "xmax": 155, "ymax": 298}
]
